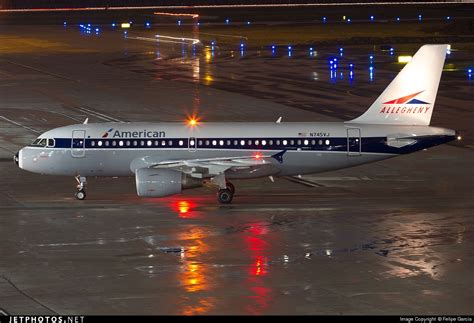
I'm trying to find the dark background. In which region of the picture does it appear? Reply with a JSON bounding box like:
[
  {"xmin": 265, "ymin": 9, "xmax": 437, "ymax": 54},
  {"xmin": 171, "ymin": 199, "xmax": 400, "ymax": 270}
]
[{"xmin": 0, "ymin": 0, "xmax": 452, "ymax": 9}]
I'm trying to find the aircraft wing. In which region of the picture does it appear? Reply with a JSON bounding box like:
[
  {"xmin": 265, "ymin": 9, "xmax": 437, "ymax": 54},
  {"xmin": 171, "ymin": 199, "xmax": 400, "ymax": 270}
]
[{"xmin": 150, "ymin": 150, "xmax": 286, "ymax": 178}]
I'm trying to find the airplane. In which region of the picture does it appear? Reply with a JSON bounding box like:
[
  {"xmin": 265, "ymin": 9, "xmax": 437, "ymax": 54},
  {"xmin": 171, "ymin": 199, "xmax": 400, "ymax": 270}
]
[{"xmin": 14, "ymin": 44, "xmax": 460, "ymax": 203}]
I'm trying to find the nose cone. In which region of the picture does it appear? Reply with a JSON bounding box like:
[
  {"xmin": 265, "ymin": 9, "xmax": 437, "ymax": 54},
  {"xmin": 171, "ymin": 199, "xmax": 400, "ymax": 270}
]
[{"xmin": 14, "ymin": 149, "xmax": 23, "ymax": 169}]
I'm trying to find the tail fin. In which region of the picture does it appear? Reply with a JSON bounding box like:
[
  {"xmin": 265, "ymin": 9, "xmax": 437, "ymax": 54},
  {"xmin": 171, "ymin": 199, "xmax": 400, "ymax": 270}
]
[{"xmin": 347, "ymin": 44, "xmax": 447, "ymax": 126}]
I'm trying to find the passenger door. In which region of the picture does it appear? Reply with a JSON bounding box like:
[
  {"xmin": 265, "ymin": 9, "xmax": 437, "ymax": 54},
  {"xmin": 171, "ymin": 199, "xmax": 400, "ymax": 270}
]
[
  {"xmin": 347, "ymin": 128, "xmax": 361, "ymax": 156},
  {"xmin": 71, "ymin": 130, "xmax": 86, "ymax": 157}
]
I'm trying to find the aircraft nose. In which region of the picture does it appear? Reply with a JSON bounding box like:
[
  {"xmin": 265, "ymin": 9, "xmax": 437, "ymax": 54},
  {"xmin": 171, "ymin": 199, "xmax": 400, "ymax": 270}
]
[{"xmin": 14, "ymin": 149, "xmax": 23, "ymax": 169}]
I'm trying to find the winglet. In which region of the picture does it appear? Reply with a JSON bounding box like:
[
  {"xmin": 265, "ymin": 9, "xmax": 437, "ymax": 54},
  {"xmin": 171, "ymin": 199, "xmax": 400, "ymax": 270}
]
[
  {"xmin": 271, "ymin": 150, "xmax": 286, "ymax": 164},
  {"xmin": 83, "ymin": 118, "xmax": 89, "ymax": 124},
  {"xmin": 276, "ymin": 116, "xmax": 282, "ymax": 123}
]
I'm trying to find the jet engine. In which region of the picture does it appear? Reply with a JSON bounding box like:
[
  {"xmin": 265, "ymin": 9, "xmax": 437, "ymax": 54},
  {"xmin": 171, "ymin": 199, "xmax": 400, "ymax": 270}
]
[{"xmin": 135, "ymin": 168, "xmax": 202, "ymax": 197}]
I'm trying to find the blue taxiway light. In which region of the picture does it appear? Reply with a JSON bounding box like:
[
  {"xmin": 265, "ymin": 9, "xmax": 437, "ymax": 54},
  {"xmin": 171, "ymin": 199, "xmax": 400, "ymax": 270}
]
[
  {"xmin": 112, "ymin": 23, "xmax": 116, "ymax": 27},
  {"xmin": 322, "ymin": 17, "xmax": 327, "ymax": 23},
  {"xmin": 418, "ymin": 15, "xmax": 422, "ymax": 21},
  {"xmin": 347, "ymin": 18, "xmax": 351, "ymax": 23},
  {"xmin": 95, "ymin": 28, "xmax": 99, "ymax": 32},
  {"xmin": 247, "ymin": 21, "xmax": 251, "ymax": 25},
  {"xmin": 178, "ymin": 20, "xmax": 181, "ymax": 25},
  {"xmin": 225, "ymin": 19, "xmax": 230, "ymax": 24},
  {"xmin": 145, "ymin": 22, "xmax": 151, "ymax": 27},
  {"xmin": 370, "ymin": 15, "xmax": 374, "ymax": 21},
  {"xmin": 63, "ymin": 21, "xmax": 67, "ymax": 25},
  {"xmin": 446, "ymin": 16, "xmax": 451, "ymax": 20},
  {"xmin": 396, "ymin": 17, "xmax": 400, "ymax": 22},
  {"xmin": 468, "ymin": 68, "xmax": 472, "ymax": 74},
  {"xmin": 288, "ymin": 45, "xmax": 292, "ymax": 50}
]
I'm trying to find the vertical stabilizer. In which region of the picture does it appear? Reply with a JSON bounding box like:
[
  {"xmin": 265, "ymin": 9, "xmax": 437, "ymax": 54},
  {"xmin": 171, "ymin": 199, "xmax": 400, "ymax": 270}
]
[{"xmin": 347, "ymin": 44, "xmax": 448, "ymax": 125}]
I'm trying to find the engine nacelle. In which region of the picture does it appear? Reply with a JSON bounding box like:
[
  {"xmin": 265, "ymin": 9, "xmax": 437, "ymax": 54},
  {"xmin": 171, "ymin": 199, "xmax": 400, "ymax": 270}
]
[{"xmin": 135, "ymin": 168, "xmax": 202, "ymax": 197}]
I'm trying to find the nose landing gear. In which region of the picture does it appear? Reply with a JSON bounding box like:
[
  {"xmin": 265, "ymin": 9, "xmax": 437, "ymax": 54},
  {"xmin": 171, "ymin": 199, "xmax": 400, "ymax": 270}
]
[{"xmin": 75, "ymin": 175, "xmax": 87, "ymax": 200}]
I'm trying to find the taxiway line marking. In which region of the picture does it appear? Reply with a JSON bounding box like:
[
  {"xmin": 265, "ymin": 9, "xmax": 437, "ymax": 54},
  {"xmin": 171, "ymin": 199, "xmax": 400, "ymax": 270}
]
[
  {"xmin": 6, "ymin": 60, "xmax": 76, "ymax": 82},
  {"xmin": 76, "ymin": 107, "xmax": 123, "ymax": 122},
  {"xmin": 0, "ymin": 116, "xmax": 40, "ymax": 134},
  {"xmin": 283, "ymin": 176, "xmax": 326, "ymax": 187}
]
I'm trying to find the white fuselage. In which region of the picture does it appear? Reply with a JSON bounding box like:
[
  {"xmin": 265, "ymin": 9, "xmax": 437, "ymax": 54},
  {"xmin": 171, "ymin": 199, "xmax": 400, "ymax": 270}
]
[{"xmin": 17, "ymin": 122, "xmax": 456, "ymax": 178}]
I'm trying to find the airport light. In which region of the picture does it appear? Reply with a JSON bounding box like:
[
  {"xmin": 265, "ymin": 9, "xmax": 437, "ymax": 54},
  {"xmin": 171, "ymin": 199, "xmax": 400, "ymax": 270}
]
[
  {"xmin": 468, "ymin": 68, "xmax": 472, "ymax": 74},
  {"xmin": 247, "ymin": 21, "xmax": 251, "ymax": 25},
  {"xmin": 95, "ymin": 28, "xmax": 99, "ymax": 32},
  {"xmin": 446, "ymin": 16, "xmax": 451, "ymax": 20},
  {"xmin": 111, "ymin": 23, "xmax": 116, "ymax": 27},
  {"xmin": 398, "ymin": 55, "xmax": 412, "ymax": 63},
  {"xmin": 418, "ymin": 14, "xmax": 422, "ymax": 21},
  {"xmin": 225, "ymin": 18, "xmax": 230, "ymax": 24},
  {"xmin": 347, "ymin": 18, "xmax": 351, "ymax": 23},
  {"xmin": 370, "ymin": 15, "xmax": 374, "ymax": 21},
  {"xmin": 178, "ymin": 20, "xmax": 181, "ymax": 26},
  {"xmin": 396, "ymin": 17, "xmax": 400, "ymax": 22},
  {"xmin": 145, "ymin": 22, "xmax": 151, "ymax": 28},
  {"xmin": 121, "ymin": 23, "xmax": 130, "ymax": 29},
  {"xmin": 322, "ymin": 17, "xmax": 327, "ymax": 23},
  {"xmin": 342, "ymin": 15, "xmax": 346, "ymax": 21},
  {"xmin": 63, "ymin": 21, "xmax": 67, "ymax": 26}
]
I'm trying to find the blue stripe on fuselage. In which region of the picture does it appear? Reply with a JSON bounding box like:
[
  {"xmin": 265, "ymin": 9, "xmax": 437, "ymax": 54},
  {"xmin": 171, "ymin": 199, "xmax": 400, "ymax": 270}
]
[{"xmin": 34, "ymin": 135, "xmax": 456, "ymax": 155}]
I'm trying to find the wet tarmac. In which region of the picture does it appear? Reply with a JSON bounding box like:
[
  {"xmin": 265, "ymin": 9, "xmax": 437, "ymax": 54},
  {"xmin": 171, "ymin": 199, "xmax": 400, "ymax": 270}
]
[{"xmin": 0, "ymin": 15, "xmax": 473, "ymax": 314}]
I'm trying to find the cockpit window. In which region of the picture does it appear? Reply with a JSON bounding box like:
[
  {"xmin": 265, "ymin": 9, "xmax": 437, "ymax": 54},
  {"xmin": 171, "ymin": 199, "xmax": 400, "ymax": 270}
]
[
  {"xmin": 47, "ymin": 139, "xmax": 55, "ymax": 147},
  {"xmin": 30, "ymin": 138, "xmax": 47, "ymax": 147}
]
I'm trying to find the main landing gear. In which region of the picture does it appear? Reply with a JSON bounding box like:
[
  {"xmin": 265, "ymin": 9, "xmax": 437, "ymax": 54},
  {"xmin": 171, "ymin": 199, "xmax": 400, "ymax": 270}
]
[
  {"xmin": 74, "ymin": 175, "xmax": 87, "ymax": 200},
  {"xmin": 217, "ymin": 182, "xmax": 235, "ymax": 204}
]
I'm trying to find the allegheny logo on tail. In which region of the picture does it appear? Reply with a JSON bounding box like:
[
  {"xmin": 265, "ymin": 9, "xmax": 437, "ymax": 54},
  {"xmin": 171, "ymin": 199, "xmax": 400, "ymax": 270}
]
[{"xmin": 380, "ymin": 90, "xmax": 431, "ymax": 114}]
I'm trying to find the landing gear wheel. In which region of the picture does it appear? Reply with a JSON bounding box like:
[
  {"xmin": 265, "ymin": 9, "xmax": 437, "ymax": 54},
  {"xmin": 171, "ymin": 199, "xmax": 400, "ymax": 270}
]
[
  {"xmin": 75, "ymin": 190, "xmax": 86, "ymax": 200},
  {"xmin": 74, "ymin": 175, "xmax": 87, "ymax": 200},
  {"xmin": 226, "ymin": 182, "xmax": 235, "ymax": 195},
  {"xmin": 217, "ymin": 188, "xmax": 233, "ymax": 204}
]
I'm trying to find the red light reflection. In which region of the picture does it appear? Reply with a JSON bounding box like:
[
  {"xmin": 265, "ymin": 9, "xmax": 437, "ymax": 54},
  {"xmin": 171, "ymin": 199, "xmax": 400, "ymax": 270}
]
[{"xmin": 243, "ymin": 222, "xmax": 272, "ymax": 314}]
